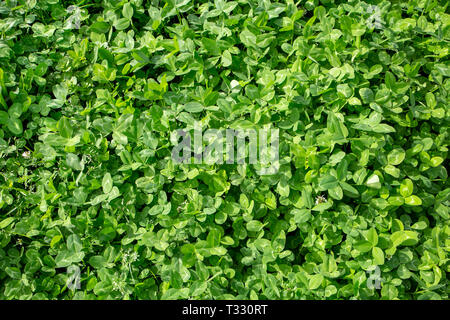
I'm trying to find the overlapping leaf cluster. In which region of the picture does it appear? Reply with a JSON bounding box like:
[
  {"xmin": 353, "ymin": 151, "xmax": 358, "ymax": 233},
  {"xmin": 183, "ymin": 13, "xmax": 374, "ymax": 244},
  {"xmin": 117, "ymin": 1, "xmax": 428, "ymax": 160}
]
[{"xmin": 0, "ymin": 0, "xmax": 448, "ymax": 300}]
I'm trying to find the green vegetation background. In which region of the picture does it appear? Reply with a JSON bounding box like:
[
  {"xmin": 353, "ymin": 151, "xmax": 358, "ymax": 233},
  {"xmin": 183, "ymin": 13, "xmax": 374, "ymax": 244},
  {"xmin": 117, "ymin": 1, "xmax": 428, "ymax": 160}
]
[{"xmin": 0, "ymin": 0, "xmax": 448, "ymax": 300}]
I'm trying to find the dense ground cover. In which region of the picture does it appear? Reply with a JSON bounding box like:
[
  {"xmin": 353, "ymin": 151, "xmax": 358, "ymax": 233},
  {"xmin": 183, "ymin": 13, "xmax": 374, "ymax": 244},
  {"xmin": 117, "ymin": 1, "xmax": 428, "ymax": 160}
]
[{"xmin": 0, "ymin": 0, "xmax": 448, "ymax": 300}]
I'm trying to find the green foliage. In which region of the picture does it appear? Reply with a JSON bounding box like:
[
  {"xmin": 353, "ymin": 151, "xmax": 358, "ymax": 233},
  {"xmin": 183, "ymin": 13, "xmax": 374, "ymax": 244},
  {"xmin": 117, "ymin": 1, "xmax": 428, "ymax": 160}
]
[{"xmin": 0, "ymin": 0, "xmax": 448, "ymax": 300}]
